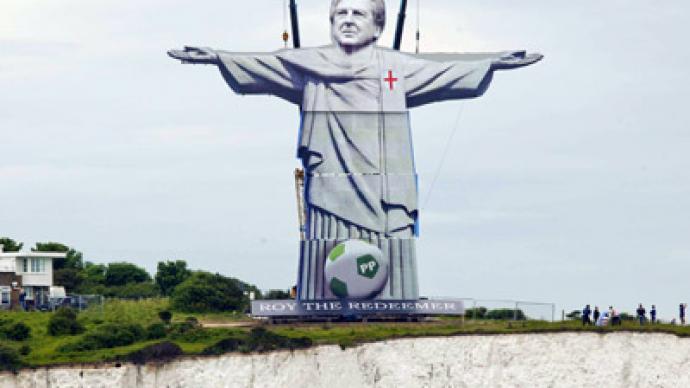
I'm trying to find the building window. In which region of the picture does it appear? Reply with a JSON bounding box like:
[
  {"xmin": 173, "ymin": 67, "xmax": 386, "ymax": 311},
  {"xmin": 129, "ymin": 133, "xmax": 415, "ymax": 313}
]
[
  {"xmin": 24, "ymin": 287, "xmax": 34, "ymax": 300},
  {"xmin": 1, "ymin": 289, "xmax": 9, "ymax": 305},
  {"xmin": 30, "ymin": 258, "xmax": 46, "ymax": 273},
  {"xmin": 22, "ymin": 258, "xmax": 28, "ymax": 272}
]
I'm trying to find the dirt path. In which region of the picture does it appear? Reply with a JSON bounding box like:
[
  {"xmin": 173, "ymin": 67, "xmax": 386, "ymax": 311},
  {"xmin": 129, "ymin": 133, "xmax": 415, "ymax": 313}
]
[{"xmin": 199, "ymin": 321, "xmax": 257, "ymax": 328}]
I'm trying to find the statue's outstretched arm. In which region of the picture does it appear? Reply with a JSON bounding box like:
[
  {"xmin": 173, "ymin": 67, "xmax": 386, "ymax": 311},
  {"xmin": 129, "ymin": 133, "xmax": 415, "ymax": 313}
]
[
  {"xmin": 167, "ymin": 45, "xmax": 303, "ymax": 105},
  {"xmin": 491, "ymin": 51, "xmax": 543, "ymax": 70},
  {"xmin": 167, "ymin": 46, "xmax": 219, "ymax": 65},
  {"xmin": 413, "ymin": 50, "xmax": 542, "ymax": 70},
  {"xmin": 405, "ymin": 50, "xmax": 542, "ymax": 108}
]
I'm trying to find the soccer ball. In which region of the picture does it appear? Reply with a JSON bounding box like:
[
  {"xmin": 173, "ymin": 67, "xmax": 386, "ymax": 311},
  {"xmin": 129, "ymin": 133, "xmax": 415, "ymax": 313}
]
[{"xmin": 324, "ymin": 239, "xmax": 388, "ymax": 299}]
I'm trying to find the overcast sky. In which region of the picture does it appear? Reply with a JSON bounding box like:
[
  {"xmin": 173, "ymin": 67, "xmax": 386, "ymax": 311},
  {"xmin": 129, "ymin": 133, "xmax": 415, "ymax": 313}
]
[{"xmin": 2, "ymin": 0, "xmax": 689, "ymax": 319}]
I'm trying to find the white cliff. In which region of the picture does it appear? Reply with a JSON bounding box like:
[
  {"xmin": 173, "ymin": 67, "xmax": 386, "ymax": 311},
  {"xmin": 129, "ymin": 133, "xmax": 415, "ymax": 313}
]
[{"xmin": 2, "ymin": 332, "xmax": 690, "ymax": 387}]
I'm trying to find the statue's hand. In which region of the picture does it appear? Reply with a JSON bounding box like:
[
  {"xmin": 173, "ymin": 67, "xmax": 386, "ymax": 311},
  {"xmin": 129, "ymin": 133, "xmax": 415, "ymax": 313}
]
[
  {"xmin": 167, "ymin": 46, "xmax": 219, "ymax": 65},
  {"xmin": 491, "ymin": 51, "xmax": 543, "ymax": 70}
]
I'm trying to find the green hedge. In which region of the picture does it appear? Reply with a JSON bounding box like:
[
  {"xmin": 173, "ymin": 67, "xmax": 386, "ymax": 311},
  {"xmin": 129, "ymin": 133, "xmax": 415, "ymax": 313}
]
[
  {"xmin": 59, "ymin": 323, "xmax": 145, "ymax": 352},
  {"xmin": 0, "ymin": 345, "xmax": 22, "ymax": 372},
  {"xmin": 48, "ymin": 308, "xmax": 84, "ymax": 336},
  {"xmin": 202, "ymin": 327, "xmax": 312, "ymax": 355},
  {"xmin": 127, "ymin": 342, "xmax": 182, "ymax": 365},
  {"xmin": 0, "ymin": 321, "xmax": 31, "ymax": 341}
]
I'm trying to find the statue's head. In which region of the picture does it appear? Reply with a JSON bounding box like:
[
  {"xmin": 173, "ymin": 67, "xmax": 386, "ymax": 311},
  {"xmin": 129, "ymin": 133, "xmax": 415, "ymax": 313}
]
[{"xmin": 330, "ymin": 0, "xmax": 386, "ymax": 49}]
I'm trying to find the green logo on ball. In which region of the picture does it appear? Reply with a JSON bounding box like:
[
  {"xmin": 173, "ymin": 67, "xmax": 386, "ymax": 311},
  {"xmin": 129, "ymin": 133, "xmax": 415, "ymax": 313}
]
[
  {"xmin": 356, "ymin": 255, "xmax": 379, "ymax": 279},
  {"xmin": 329, "ymin": 244, "xmax": 345, "ymax": 261},
  {"xmin": 330, "ymin": 277, "xmax": 349, "ymax": 297}
]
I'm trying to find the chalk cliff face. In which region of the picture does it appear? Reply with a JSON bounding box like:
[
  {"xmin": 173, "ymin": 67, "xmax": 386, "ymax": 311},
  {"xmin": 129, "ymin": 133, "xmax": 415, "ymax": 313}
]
[{"xmin": 2, "ymin": 332, "xmax": 690, "ymax": 387}]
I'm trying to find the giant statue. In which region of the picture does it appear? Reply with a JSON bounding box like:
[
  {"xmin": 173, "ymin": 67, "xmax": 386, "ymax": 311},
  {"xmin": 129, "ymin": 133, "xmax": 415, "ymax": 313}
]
[{"xmin": 169, "ymin": 0, "xmax": 542, "ymax": 301}]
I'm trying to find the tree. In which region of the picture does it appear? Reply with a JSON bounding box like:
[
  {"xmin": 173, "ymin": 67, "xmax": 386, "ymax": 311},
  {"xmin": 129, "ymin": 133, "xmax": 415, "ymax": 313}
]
[
  {"xmin": 104, "ymin": 262, "xmax": 151, "ymax": 286},
  {"xmin": 465, "ymin": 307, "xmax": 488, "ymax": 319},
  {"xmin": 264, "ymin": 289, "xmax": 291, "ymax": 299},
  {"xmin": 155, "ymin": 260, "xmax": 191, "ymax": 296},
  {"xmin": 80, "ymin": 262, "xmax": 107, "ymax": 288},
  {"xmin": 53, "ymin": 268, "xmax": 83, "ymax": 293},
  {"xmin": 32, "ymin": 242, "xmax": 83, "ymax": 270},
  {"xmin": 0, "ymin": 237, "xmax": 23, "ymax": 252},
  {"xmin": 485, "ymin": 308, "xmax": 527, "ymax": 321},
  {"xmin": 171, "ymin": 272, "xmax": 248, "ymax": 312}
]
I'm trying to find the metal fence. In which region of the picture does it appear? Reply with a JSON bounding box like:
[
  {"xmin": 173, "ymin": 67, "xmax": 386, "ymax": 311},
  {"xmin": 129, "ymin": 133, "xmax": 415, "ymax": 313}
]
[
  {"xmin": 45, "ymin": 294, "xmax": 104, "ymax": 314},
  {"xmin": 434, "ymin": 297, "xmax": 556, "ymax": 322}
]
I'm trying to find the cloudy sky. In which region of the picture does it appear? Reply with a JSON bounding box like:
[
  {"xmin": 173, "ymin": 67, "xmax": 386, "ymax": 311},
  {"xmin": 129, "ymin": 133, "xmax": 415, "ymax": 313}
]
[{"xmin": 2, "ymin": 0, "xmax": 689, "ymax": 319}]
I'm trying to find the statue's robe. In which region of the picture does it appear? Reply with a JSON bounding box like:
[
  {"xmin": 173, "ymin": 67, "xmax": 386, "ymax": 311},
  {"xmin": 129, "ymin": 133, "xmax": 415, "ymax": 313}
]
[{"xmin": 216, "ymin": 45, "xmax": 495, "ymax": 299}]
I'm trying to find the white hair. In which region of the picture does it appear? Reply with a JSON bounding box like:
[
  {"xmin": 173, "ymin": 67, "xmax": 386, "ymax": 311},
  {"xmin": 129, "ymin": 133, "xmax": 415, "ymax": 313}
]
[{"xmin": 329, "ymin": 0, "xmax": 386, "ymax": 33}]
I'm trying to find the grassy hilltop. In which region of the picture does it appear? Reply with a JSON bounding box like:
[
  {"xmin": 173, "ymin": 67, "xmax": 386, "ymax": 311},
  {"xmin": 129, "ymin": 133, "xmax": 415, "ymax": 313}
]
[{"xmin": 2, "ymin": 298, "xmax": 690, "ymax": 371}]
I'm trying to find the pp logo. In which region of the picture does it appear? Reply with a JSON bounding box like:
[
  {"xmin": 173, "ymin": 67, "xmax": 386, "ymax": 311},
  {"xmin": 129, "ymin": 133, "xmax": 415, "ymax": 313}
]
[{"xmin": 357, "ymin": 255, "xmax": 379, "ymax": 279}]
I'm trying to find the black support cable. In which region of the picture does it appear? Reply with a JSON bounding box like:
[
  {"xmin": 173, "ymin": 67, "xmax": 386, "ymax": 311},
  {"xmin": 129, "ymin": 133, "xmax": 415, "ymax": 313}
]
[
  {"xmin": 392, "ymin": 0, "xmax": 408, "ymax": 50},
  {"xmin": 289, "ymin": 0, "xmax": 301, "ymax": 48}
]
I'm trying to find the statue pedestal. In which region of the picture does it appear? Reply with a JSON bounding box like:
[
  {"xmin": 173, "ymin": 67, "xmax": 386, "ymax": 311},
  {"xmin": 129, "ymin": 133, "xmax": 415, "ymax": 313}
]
[{"xmin": 251, "ymin": 298, "xmax": 464, "ymax": 318}]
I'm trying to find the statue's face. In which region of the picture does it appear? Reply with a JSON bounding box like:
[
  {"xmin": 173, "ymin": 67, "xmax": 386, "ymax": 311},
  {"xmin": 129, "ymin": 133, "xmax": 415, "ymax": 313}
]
[{"xmin": 331, "ymin": 0, "xmax": 381, "ymax": 48}]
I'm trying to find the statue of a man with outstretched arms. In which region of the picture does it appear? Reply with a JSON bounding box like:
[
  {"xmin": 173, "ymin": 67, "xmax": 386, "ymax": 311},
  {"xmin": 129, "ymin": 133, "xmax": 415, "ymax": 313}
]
[{"xmin": 168, "ymin": 0, "xmax": 542, "ymax": 300}]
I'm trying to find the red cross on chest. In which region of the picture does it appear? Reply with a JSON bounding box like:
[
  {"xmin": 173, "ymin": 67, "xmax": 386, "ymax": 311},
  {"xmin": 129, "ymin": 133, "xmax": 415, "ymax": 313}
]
[{"xmin": 383, "ymin": 70, "xmax": 398, "ymax": 91}]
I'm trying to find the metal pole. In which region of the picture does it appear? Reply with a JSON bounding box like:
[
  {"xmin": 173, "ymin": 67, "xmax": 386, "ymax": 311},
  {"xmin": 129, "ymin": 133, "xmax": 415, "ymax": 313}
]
[
  {"xmin": 392, "ymin": 0, "xmax": 408, "ymax": 50},
  {"xmin": 414, "ymin": 0, "xmax": 420, "ymax": 53},
  {"xmin": 289, "ymin": 0, "xmax": 301, "ymax": 48}
]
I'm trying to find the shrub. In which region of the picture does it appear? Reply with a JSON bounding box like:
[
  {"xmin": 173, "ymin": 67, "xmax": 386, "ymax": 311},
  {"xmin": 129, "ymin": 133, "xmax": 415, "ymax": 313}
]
[
  {"xmin": 184, "ymin": 316, "xmax": 199, "ymax": 326},
  {"xmin": 465, "ymin": 307, "xmax": 488, "ymax": 319},
  {"xmin": 201, "ymin": 338, "xmax": 242, "ymax": 355},
  {"xmin": 566, "ymin": 310, "xmax": 582, "ymax": 320},
  {"xmin": 55, "ymin": 307, "xmax": 78, "ymax": 320},
  {"xmin": 105, "ymin": 262, "xmax": 151, "ymax": 286},
  {"xmin": 0, "ymin": 345, "xmax": 22, "ymax": 372},
  {"xmin": 168, "ymin": 321, "xmax": 195, "ymax": 335},
  {"xmin": 485, "ymin": 308, "xmax": 527, "ymax": 321},
  {"xmin": 60, "ymin": 323, "xmax": 145, "ymax": 352},
  {"xmin": 4, "ymin": 322, "xmax": 31, "ymax": 341},
  {"xmin": 146, "ymin": 323, "xmax": 167, "ymax": 340},
  {"xmin": 100, "ymin": 283, "xmax": 160, "ymax": 299},
  {"xmin": 619, "ymin": 312, "xmax": 635, "ymax": 321},
  {"xmin": 171, "ymin": 272, "xmax": 248, "ymax": 313},
  {"xmin": 48, "ymin": 308, "xmax": 85, "ymax": 336},
  {"xmin": 264, "ymin": 289, "xmax": 291, "ymax": 299},
  {"xmin": 167, "ymin": 321, "xmax": 210, "ymax": 343},
  {"xmin": 19, "ymin": 345, "xmax": 31, "ymax": 356},
  {"xmin": 245, "ymin": 327, "xmax": 312, "ymax": 352},
  {"xmin": 201, "ymin": 327, "xmax": 312, "ymax": 355},
  {"xmin": 158, "ymin": 310, "xmax": 172, "ymax": 324},
  {"xmin": 127, "ymin": 341, "xmax": 182, "ymax": 365}
]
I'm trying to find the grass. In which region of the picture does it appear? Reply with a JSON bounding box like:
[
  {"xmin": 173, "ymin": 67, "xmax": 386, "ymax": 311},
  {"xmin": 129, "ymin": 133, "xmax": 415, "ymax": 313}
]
[
  {"xmin": 2, "ymin": 299, "xmax": 690, "ymax": 369},
  {"xmin": 271, "ymin": 319, "xmax": 690, "ymax": 350}
]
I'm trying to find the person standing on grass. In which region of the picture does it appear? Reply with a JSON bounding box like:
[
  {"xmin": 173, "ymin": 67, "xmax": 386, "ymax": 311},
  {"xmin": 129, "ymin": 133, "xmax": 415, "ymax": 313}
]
[
  {"xmin": 18, "ymin": 288, "xmax": 26, "ymax": 311},
  {"xmin": 650, "ymin": 305, "xmax": 657, "ymax": 324},
  {"xmin": 593, "ymin": 306, "xmax": 600, "ymax": 324},
  {"xmin": 680, "ymin": 303, "xmax": 687, "ymax": 325},
  {"xmin": 610, "ymin": 306, "xmax": 622, "ymax": 326},
  {"xmin": 636, "ymin": 303, "xmax": 646, "ymax": 326},
  {"xmin": 582, "ymin": 304, "xmax": 592, "ymax": 326}
]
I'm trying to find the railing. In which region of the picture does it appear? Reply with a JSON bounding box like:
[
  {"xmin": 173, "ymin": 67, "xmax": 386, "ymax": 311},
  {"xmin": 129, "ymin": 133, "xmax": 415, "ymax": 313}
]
[{"xmin": 430, "ymin": 297, "xmax": 556, "ymax": 322}]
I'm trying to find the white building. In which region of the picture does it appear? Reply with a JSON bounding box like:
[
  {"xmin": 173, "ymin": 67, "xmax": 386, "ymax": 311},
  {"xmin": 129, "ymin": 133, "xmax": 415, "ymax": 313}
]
[{"xmin": 0, "ymin": 244, "xmax": 66, "ymax": 309}]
